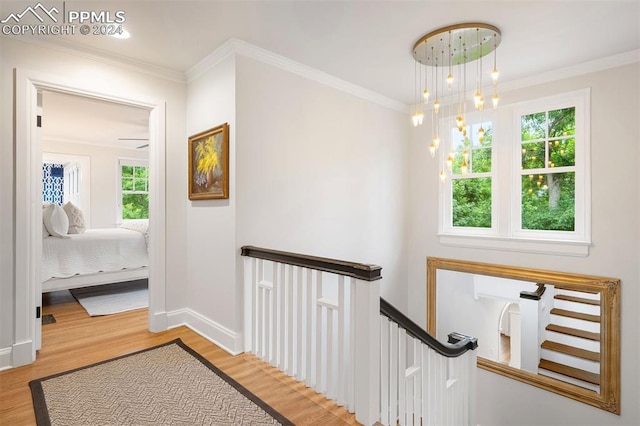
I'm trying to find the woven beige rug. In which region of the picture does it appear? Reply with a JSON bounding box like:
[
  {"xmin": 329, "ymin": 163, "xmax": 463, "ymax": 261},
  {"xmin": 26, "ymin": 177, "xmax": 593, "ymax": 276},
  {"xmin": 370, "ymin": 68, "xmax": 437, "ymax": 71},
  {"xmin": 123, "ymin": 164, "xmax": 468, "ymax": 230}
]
[{"xmin": 29, "ymin": 339, "xmax": 293, "ymax": 425}]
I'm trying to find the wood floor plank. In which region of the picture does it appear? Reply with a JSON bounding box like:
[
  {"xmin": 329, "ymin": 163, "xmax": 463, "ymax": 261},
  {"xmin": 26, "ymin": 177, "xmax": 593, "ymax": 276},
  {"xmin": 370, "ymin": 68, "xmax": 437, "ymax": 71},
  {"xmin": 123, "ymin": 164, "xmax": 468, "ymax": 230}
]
[{"xmin": 0, "ymin": 289, "xmax": 359, "ymax": 425}]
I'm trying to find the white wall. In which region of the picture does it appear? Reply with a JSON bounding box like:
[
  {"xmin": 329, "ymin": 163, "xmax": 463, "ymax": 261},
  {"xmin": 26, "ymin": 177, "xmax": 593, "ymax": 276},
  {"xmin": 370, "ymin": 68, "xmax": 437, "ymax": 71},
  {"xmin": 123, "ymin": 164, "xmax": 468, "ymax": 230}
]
[
  {"xmin": 407, "ymin": 63, "xmax": 640, "ymax": 425},
  {"xmin": 436, "ymin": 270, "xmax": 506, "ymax": 361},
  {"xmin": 184, "ymin": 55, "xmax": 239, "ymax": 350},
  {"xmin": 183, "ymin": 53, "xmax": 409, "ymax": 352},
  {"xmin": 43, "ymin": 140, "xmax": 148, "ymax": 228},
  {"xmin": 0, "ymin": 38, "xmax": 188, "ymax": 352},
  {"xmin": 235, "ymin": 55, "xmax": 409, "ymax": 311}
]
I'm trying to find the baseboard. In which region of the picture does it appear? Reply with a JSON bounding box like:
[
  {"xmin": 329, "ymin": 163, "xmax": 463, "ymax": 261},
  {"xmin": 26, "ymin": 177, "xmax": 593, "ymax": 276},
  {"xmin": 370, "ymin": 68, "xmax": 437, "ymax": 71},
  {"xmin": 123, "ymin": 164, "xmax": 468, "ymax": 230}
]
[
  {"xmin": 0, "ymin": 341, "xmax": 37, "ymax": 370},
  {"xmin": 166, "ymin": 308, "xmax": 243, "ymax": 355},
  {"xmin": 149, "ymin": 310, "xmax": 168, "ymax": 333},
  {"xmin": 0, "ymin": 347, "xmax": 12, "ymax": 371}
]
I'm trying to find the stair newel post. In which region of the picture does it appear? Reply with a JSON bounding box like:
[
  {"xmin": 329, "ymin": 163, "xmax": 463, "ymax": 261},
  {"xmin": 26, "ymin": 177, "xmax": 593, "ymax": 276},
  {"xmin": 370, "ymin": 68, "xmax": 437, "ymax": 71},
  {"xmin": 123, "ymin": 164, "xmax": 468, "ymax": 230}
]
[
  {"xmin": 352, "ymin": 279, "xmax": 380, "ymax": 425},
  {"xmin": 352, "ymin": 276, "xmax": 381, "ymax": 426},
  {"xmin": 519, "ymin": 284, "xmax": 546, "ymax": 373},
  {"xmin": 243, "ymin": 256, "xmax": 255, "ymax": 353}
]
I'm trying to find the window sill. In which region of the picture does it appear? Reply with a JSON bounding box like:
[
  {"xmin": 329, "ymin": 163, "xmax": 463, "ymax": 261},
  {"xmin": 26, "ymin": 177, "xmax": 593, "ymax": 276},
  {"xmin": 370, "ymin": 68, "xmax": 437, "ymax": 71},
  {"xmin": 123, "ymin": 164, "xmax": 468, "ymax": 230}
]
[{"xmin": 437, "ymin": 233, "xmax": 590, "ymax": 257}]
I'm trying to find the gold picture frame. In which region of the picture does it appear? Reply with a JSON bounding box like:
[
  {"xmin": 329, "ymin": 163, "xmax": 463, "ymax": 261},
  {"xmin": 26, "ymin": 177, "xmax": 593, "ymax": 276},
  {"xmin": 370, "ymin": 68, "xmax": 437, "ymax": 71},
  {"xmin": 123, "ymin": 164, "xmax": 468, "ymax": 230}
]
[
  {"xmin": 427, "ymin": 257, "xmax": 620, "ymax": 414},
  {"xmin": 188, "ymin": 123, "xmax": 229, "ymax": 200}
]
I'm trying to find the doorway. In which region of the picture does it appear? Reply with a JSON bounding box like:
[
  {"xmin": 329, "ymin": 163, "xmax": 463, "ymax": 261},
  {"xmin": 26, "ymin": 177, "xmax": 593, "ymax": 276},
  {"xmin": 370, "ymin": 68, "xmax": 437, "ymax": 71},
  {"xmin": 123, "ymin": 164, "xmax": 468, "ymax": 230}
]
[
  {"xmin": 39, "ymin": 90, "xmax": 151, "ymax": 348},
  {"xmin": 13, "ymin": 69, "xmax": 167, "ymax": 367}
]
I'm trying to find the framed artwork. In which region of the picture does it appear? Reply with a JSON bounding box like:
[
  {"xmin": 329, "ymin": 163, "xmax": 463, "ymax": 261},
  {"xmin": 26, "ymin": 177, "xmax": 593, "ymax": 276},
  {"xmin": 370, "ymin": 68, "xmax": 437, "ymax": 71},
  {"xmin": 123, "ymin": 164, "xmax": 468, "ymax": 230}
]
[{"xmin": 188, "ymin": 123, "xmax": 229, "ymax": 200}]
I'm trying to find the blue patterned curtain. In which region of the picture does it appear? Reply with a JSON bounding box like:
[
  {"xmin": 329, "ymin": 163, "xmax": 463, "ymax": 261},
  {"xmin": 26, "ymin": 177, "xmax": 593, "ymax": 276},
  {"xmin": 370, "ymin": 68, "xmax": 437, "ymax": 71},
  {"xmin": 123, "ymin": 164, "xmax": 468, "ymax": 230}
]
[{"xmin": 43, "ymin": 163, "xmax": 64, "ymax": 205}]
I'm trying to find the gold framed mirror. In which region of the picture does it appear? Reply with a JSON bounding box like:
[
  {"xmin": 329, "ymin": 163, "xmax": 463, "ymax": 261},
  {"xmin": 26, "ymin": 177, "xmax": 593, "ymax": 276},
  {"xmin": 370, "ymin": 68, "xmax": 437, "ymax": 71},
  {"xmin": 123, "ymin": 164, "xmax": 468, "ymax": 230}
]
[{"xmin": 427, "ymin": 257, "xmax": 620, "ymax": 414}]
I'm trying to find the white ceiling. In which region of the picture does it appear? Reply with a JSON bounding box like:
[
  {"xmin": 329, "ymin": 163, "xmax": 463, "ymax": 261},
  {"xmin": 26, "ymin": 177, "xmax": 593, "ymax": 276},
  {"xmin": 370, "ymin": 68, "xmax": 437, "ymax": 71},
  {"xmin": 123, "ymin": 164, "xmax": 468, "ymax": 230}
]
[
  {"xmin": 42, "ymin": 91, "xmax": 150, "ymax": 150},
  {"xmin": 4, "ymin": 0, "xmax": 639, "ymax": 146}
]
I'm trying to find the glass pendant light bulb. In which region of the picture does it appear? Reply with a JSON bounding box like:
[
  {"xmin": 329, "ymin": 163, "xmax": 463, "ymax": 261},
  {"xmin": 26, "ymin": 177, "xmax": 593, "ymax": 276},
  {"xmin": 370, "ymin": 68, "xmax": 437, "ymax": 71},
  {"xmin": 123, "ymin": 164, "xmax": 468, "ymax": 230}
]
[
  {"xmin": 478, "ymin": 126, "xmax": 485, "ymax": 142},
  {"xmin": 461, "ymin": 157, "xmax": 468, "ymax": 174},
  {"xmin": 446, "ymin": 152, "xmax": 454, "ymax": 170},
  {"xmin": 491, "ymin": 67, "xmax": 499, "ymax": 84},
  {"xmin": 439, "ymin": 170, "xmax": 446, "ymax": 183},
  {"xmin": 446, "ymin": 73, "xmax": 454, "ymax": 89},
  {"xmin": 429, "ymin": 143, "xmax": 436, "ymax": 158},
  {"xmin": 477, "ymin": 96, "xmax": 484, "ymax": 111},
  {"xmin": 456, "ymin": 115, "xmax": 464, "ymax": 131},
  {"xmin": 492, "ymin": 92, "xmax": 499, "ymax": 109},
  {"xmin": 412, "ymin": 112, "xmax": 419, "ymax": 127},
  {"xmin": 417, "ymin": 110, "xmax": 424, "ymax": 125},
  {"xmin": 433, "ymin": 100, "xmax": 440, "ymax": 114},
  {"xmin": 474, "ymin": 91, "xmax": 482, "ymax": 109},
  {"xmin": 433, "ymin": 135, "xmax": 440, "ymax": 149},
  {"xmin": 423, "ymin": 88, "xmax": 430, "ymax": 103}
]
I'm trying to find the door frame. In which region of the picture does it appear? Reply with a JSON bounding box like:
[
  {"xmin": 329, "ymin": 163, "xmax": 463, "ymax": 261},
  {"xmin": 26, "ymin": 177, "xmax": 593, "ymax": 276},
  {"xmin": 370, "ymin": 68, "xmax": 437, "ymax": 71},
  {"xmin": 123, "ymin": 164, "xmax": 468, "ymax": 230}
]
[{"xmin": 13, "ymin": 68, "xmax": 168, "ymax": 366}]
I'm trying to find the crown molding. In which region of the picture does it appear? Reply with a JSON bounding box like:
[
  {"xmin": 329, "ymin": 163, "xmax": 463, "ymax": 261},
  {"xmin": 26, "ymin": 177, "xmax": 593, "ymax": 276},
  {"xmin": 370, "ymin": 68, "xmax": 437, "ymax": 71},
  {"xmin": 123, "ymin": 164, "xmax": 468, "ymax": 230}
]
[
  {"xmin": 5, "ymin": 35, "xmax": 186, "ymax": 84},
  {"xmin": 8, "ymin": 35, "xmax": 638, "ymax": 113},
  {"xmin": 499, "ymin": 49, "xmax": 640, "ymax": 94},
  {"xmin": 186, "ymin": 38, "xmax": 408, "ymax": 113}
]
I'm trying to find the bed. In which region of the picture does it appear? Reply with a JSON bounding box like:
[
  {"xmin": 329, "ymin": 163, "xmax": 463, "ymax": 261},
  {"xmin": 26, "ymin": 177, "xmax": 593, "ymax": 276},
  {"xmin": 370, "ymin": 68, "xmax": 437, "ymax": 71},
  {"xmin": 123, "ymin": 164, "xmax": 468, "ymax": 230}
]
[{"xmin": 42, "ymin": 225, "xmax": 149, "ymax": 293}]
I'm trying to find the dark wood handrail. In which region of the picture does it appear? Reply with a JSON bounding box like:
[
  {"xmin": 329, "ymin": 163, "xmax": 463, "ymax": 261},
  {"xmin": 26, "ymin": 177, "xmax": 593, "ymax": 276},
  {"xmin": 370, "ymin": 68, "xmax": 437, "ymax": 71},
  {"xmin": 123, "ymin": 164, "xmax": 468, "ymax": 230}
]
[
  {"xmin": 380, "ymin": 298, "xmax": 478, "ymax": 357},
  {"xmin": 520, "ymin": 283, "xmax": 546, "ymax": 300},
  {"xmin": 240, "ymin": 245, "xmax": 382, "ymax": 282}
]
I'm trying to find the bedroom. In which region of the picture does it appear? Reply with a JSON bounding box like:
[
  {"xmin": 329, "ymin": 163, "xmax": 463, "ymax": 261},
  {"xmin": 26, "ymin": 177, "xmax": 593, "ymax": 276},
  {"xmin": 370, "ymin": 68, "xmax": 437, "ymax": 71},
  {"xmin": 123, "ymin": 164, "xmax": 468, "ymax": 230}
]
[{"xmin": 40, "ymin": 90, "xmax": 151, "ymax": 320}]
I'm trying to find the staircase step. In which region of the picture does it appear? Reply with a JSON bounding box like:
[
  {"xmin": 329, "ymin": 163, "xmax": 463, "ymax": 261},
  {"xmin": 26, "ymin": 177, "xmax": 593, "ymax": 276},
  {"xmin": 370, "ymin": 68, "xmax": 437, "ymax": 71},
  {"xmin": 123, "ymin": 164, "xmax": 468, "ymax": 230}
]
[
  {"xmin": 539, "ymin": 359, "xmax": 600, "ymax": 385},
  {"xmin": 554, "ymin": 294, "xmax": 600, "ymax": 306},
  {"xmin": 546, "ymin": 324, "xmax": 600, "ymax": 341},
  {"xmin": 550, "ymin": 308, "xmax": 600, "ymax": 323},
  {"xmin": 541, "ymin": 340, "xmax": 600, "ymax": 362}
]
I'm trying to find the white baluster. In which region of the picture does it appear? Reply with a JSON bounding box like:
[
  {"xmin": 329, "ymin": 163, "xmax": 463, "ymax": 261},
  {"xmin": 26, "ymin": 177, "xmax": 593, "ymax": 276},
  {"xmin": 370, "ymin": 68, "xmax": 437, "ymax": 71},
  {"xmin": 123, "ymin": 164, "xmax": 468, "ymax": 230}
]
[
  {"xmin": 314, "ymin": 271, "xmax": 323, "ymax": 392},
  {"xmin": 243, "ymin": 257, "xmax": 255, "ymax": 353},
  {"xmin": 380, "ymin": 316, "xmax": 389, "ymax": 425},
  {"xmin": 305, "ymin": 268, "xmax": 314, "ymax": 386},
  {"xmin": 296, "ymin": 266, "xmax": 304, "ymax": 381},
  {"xmin": 389, "ymin": 321, "xmax": 398, "ymax": 425},
  {"xmin": 337, "ymin": 276, "xmax": 346, "ymax": 405},
  {"xmin": 398, "ymin": 328, "xmax": 406, "ymax": 426},
  {"xmin": 277, "ymin": 263, "xmax": 285, "ymax": 368},
  {"xmin": 286, "ymin": 264, "xmax": 294, "ymax": 375},
  {"xmin": 413, "ymin": 338, "xmax": 421, "ymax": 425},
  {"xmin": 347, "ymin": 278, "xmax": 356, "ymax": 411},
  {"xmin": 327, "ymin": 306, "xmax": 334, "ymax": 399}
]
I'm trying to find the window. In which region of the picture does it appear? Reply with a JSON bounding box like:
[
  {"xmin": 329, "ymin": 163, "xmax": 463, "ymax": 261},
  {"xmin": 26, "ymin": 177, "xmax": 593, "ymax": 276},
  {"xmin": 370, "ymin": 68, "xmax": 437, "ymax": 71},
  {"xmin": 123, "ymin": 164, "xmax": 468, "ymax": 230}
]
[
  {"xmin": 439, "ymin": 89, "xmax": 590, "ymax": 255},
  {"xmin": 445, "ymin": 113, "xmax": 495, "ymax": 232},
  {"xmin": 118, "ymin": 159, "xmax": 149, "ymax": 221}
]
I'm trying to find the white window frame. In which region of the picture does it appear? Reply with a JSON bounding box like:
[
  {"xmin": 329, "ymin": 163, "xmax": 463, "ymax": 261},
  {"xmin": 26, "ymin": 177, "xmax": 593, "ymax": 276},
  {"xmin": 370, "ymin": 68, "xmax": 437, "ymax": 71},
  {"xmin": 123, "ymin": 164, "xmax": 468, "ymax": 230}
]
[
  {"xmin": 117, "ymin": 157, "xmax": 149, "ymax": 222},
  {"xmin": 438, "ymin": 89, "xmax": 591, "ymax": 256},
  {"xmin": 439, "ymin": 110, "xmax": 498, "ymax": 237}
]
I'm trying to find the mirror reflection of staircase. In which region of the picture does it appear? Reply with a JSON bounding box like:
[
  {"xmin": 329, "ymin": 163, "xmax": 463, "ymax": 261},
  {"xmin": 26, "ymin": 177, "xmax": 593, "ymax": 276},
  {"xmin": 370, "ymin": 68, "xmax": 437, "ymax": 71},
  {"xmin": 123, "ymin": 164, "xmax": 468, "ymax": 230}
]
[{"xmin": 539, "ymin": 289, "xmax": 601, "ymax": 392}]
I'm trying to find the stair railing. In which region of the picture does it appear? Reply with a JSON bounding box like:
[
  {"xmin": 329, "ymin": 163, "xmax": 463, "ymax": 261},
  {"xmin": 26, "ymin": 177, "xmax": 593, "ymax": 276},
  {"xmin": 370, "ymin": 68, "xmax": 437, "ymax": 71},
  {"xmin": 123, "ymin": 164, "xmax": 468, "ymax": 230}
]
[
  {"xmin": 241, "ymin": 246, "xmax": 381, "ymax": 425},
  {"xmin": 380, "ymin": 298, "xmax": 478, "ymax": 426},
  {"xmin": 241, "ymin": 246, "xmax": 479, "ymax": 425}
]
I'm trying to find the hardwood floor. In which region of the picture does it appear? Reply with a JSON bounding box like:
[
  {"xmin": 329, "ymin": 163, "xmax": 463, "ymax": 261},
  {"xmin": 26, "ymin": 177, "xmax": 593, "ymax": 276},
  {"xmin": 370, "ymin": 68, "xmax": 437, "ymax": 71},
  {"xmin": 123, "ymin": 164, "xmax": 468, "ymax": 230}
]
[{"xmin": 0, "ymin": 290, "xmax": 359, "ymax": 425}]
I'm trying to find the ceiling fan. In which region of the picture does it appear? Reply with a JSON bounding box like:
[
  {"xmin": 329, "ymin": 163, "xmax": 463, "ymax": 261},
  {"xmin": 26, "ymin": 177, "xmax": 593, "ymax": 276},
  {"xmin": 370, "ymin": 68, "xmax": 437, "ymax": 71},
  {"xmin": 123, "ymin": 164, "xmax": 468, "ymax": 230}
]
[{"xmin": 118, "ymin": 137, "xmax": 149, "ymax": 149}]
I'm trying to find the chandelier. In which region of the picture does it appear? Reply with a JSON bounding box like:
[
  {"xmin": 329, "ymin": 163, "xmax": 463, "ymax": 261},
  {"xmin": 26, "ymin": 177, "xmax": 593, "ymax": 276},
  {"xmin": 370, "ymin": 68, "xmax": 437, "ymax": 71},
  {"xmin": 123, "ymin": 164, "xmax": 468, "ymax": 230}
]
[{"xmin": 411, "ymin": 23, "xmax": 501, "ymax": 181}]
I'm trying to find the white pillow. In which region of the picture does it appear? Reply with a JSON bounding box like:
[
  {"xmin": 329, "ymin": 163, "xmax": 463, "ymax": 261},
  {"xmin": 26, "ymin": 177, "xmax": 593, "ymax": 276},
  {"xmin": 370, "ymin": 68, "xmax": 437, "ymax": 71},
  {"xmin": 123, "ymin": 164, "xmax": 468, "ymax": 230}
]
[
  {"xmin": 43, "ymin": 204, "xmax": 69, "ymax": 238},
  {"xmin": 63, "ymin": 201, "xmax": 86, "ymax": 234}
]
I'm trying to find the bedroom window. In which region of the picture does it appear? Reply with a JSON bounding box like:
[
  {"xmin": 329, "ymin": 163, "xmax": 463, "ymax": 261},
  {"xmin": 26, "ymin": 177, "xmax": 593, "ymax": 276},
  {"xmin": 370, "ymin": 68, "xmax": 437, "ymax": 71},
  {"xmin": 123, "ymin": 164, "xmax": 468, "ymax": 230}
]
[
  {"xmin": 118, "ymin": 159, "xmax": 149, "ymax": 221},
  {"xmin": 438, "ymin": 89, "xmax": 590, "ymax": 255}
]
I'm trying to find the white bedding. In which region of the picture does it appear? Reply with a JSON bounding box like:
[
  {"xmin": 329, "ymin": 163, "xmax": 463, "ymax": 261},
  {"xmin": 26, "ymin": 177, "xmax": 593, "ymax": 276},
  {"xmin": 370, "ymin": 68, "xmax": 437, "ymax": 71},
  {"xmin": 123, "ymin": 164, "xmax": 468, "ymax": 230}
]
[{"xmin": 42, "ymin": 228, "xmax": 149, "ymax": 282}]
